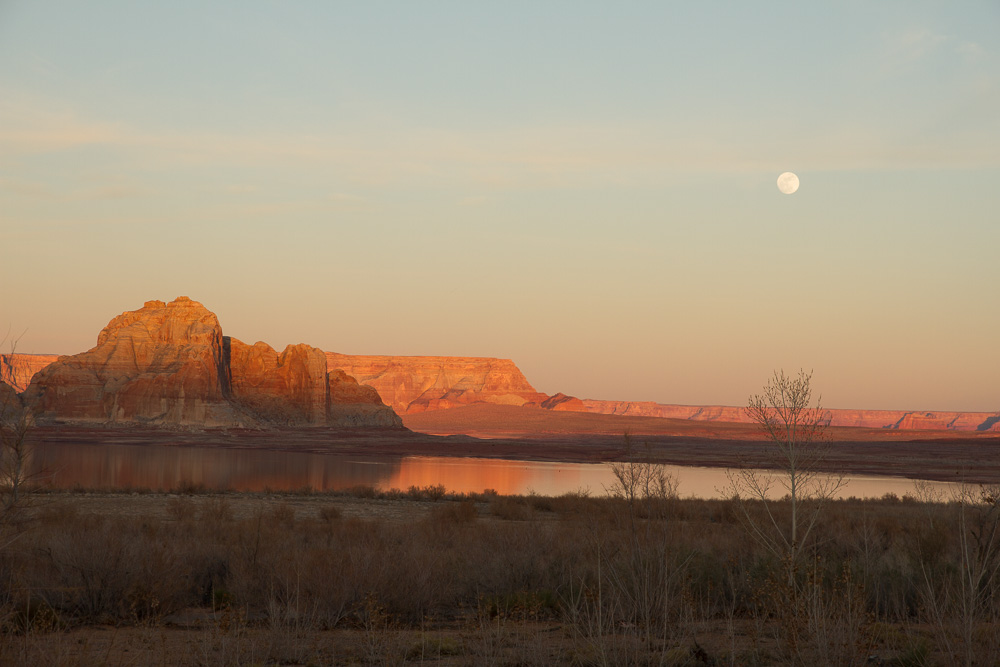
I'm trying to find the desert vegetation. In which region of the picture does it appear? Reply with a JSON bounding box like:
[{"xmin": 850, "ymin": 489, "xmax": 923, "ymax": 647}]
[{"xmin": 0, "ymin": 481, "xmax": 998, "ymax": 665}]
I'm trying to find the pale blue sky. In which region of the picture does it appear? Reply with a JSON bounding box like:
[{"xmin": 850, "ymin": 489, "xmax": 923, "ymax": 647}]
[{"xmin": 1, "ymin": 2, "xmax": 998, "ymax": 411}]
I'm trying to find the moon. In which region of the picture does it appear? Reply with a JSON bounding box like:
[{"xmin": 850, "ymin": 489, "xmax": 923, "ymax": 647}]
[{"xmin": 777, "ymin": 172, "xmax": 800, "ymax": 194}]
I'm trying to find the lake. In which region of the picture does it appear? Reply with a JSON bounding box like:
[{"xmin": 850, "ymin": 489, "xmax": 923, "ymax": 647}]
[{"xmin": 23, "ymin": 441, "xmax": 966, "ymax": 500}]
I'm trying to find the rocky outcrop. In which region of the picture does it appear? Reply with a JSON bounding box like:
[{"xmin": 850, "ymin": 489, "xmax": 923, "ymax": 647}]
[
  {"xmin": 25, "ymin": 298, "xmax": 237, "ymax": 425},
  {"xmin": 228, "ymin": 340, "xmax": 329, "ymax": 425},
  {"xmin": 326, "ymin": 353, "xmax": 549, "ymax": 414},
  {"xmin": 0, "ymin": 353, "xmax": 59, "ymax": 392},
  {"xmin": 12, "ymin": 329, "xmax": 998, "ymax": 432},
  {"xmin": 540, "ymin": 392, "xmax": 588, "ymax": 411},
  {"xmin": 327, "ymin": 369, "xmax": 403, "ymax": 427},
  {"xmin": 23, "ymin": 297, "xmax": 401, "ymax": 429}
]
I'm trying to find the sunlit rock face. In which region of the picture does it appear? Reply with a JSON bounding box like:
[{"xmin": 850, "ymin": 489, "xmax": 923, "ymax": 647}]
[
  {"xmin": 572, "ymin": 399, "xmax": 1000, "ymax": 432},
  {"xmin": 24, "ymin": 297, "xmax": 401, "ymax": 429},
  {"xmin": 25, "ymin": 297, "xmax": 236, "ymax": 425},
  {"xmin": 540, "ymin": 392, "xmax": 588, "ymax": 411},
  {"xmin": 327, "ymin": 369, "xmax": 403, "ymax": 427},
  {"xmin": 228, "ymin": 340, "xmax": 329, "ymax": 425},
  {"xmin": 325, "ymin": 353, "xmax": 549, "ymax": 414},
  {"xmin": 0, "ymin": 353, "xmax": 60, "ymax": 392}
]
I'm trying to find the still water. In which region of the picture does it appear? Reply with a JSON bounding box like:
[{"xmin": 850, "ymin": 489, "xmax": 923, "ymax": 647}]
[{"xmin": 27, "ymin": 442, "xmax": 961, "ymax": 499}]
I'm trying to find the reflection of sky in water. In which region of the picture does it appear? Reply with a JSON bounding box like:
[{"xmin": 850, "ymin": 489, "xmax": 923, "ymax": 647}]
[{"xmin": 27, "ymin": 443, "xmax": 965, "ymax": 499}]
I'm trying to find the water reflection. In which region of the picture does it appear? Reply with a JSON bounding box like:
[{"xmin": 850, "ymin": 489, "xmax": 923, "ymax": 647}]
[
  {"xmin": 29, "ymin": 442, "xmax": 402, "ymax": 492},
  {"xmin": 27, "ymin": 442, "xmax": 963, "ymax": 499}
]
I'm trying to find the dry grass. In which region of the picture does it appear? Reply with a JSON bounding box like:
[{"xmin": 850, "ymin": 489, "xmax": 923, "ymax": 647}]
[{"xmin": 0, "ymin": 487, "xmax": 998, "ymax": 665}]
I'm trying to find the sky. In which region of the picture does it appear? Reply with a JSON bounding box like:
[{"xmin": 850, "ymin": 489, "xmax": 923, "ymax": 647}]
[{"xmin": 1, "ymin": 2, "xmax": 998, "ymax": 412}]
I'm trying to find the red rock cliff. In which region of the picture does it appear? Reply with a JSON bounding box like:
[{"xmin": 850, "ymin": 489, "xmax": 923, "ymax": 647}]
[
  {"xmin": 25, "ymin": 298, "xmax": 236, "ymax": 425},
  {"xmin": 23, "ymin": 297, "xmax": 401, "ymax": 428},
  {"xmin": 573, "ymin": 399, "xmax": 1000, "ymax": 432},
  {"xmin": 13, "ymin": 334, "xmax": 997, "ymax": 431},
  {"xmin": 0, "ymin": 353, "xmax": 60, "ymax": 392},
  {"xmin": 228, "ymin": 340, "xmax": 329, "ymax": 425},
  {"xmin": 326, "ymin": 353, "xmax": 549, "ymax": 415}
]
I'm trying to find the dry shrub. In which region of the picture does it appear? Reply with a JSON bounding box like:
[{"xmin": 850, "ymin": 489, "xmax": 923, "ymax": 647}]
[
  {"xmin": 199, "ymin": 497, "xmax": 234, "ymax": 524},
  {"xmin": 269, "ymin": 502, "xmax": 296, "ymax": 527},
  {"xmin": 490, "ymin": 496, "xmax": 532, "ymax": 521},
  {"xmin": 7, "ymin": 487, "xmax": 1000, "ymax": 662},
  {"xmin": 172, "ymin": 480, "xmax": 207, "ymax": 495},
  {"xmin": 27, "ymin": 516, "xmax": 201, "ymax": 622},
  {"xmin": 166, "ymin": 496, "xmax": 197, "ymax": 522},
  {"xmin": 429, "ymin": 500, "xmax": 477, "ymax": 525},
  {"xmin": 318, "ymin": 504, "xmax": 342, "ymax": 523},
  {"xmin": 406, "ymin": 484, "xmax": 447, "ymax": 501},
  {"xmin": 33, "ymin": 500, "xmax": 79, "ymax": 526}
]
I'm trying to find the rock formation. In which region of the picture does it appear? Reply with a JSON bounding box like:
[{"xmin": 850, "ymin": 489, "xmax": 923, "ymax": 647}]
[
  {"xmin": 25, "ymin": 298, "xmax": 236, "ymax": 425},
  {"xmin": 24, "ymin": 297, "xmax": 401, "ymax": 428},
  {"xmin": 325, "ymin": 353, "xmax": 549, "ymax": 415},
  {"xmin": 228, "ymin": 339, "xmax": 400, "ymax": 428},
  {"xmin": 228, "ymin": 340, "xmax": 328, "ymax": 425},
  {"xmin": 0, "ymin": 380, "xmax": 21, "ymax": 421},
  {"xmin": 539, "ymin": 392, "xmax": 588, "ymax": 411},
  {"xmin": 0, "ymin": 353, "xmax": 58, "ymax": 393},
  {"xmin": 571, "ymin": 399, "xmax": 1000, "ymax": 432},
  {"xmin": 12, "ymin": 321, "xmax": 998, "ymax": 432}
]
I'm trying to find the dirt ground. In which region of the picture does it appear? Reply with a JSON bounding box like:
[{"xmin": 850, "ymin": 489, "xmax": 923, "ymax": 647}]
[
  {"xmin": 32, "ymin": 490, "xmax": 473, "ymax": 524},
  {"xmin": 0, "ymin": 619, "xmax": 821, "ymax": 667}
]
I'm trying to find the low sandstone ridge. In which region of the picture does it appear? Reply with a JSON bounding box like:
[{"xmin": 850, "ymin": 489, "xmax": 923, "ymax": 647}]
[
  {"xmin": 22, "ymin": 298, "xmax": 401, "ymax": 428},
  {"xmin": 575, "ymin": 399, "xmax": 1000, "ymax": 432}
]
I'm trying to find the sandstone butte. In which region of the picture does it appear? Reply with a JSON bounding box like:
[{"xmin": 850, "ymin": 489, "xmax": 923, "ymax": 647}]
[
  {"xmin": 9, "ymin": 306, "xmax": 999, "ymax": 432},
  {"xmin": 19, "ymin": 297, "xmax": 401, "ymax": 428}
]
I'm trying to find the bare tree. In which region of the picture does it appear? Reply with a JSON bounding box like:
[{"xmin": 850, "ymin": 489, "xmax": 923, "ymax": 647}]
[
  {"xmin": 918, "ymin": 483, "xmax": 1000, "ymax": 667},
  {"xmin": 729, "ymin": 369, "xmax": 844, "ymax": 583},
  {"xmin": 607, "ymin": 432, "xmax": 678, "ymax": 522},
  {"xmin": 0, "ymin": 332, "xmax": 35, "ymax": 530}
]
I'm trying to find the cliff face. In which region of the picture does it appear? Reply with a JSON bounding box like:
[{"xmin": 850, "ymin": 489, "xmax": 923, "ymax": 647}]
[
  {"xmin": 23, "ymin": 298, "xmax": 401, "ymax": 428},
  {"xmin": 0, "ymin": 354, "xmax": 60, "ymax": 393},
  {"xmin": 575, "ymin": 399, "xmax": 1000, "ymax": 432},
  {"xmin": 228, "ymin": 340, "xmax": 329, "ymax": 425},
  {"xmin": 12, "ymin": 329, "xmax": 998, "ymax": 432},
  {"xmin": 25, "ymin": 298, "xmax": 236, "ymax": 425},
  {"xmin": 325, "ymin": 353, "xmax": 549, "ymax": 415}
]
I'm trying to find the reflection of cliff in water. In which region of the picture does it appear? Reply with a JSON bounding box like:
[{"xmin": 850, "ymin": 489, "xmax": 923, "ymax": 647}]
[
  {"xmin": 28, "ymin": 443, "xmax": 403, "ymax": 491},
  {"xmin": 24, "ymin": 443, "xmax": 966, "ymax": 499}
]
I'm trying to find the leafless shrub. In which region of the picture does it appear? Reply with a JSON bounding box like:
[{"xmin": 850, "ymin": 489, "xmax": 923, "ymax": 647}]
[
  {"xmin": 428, "ymin": 499, "xmax": 477, "ymax": 525},
  {"xmin": 729, "ymin": 369, "xmax": 844, "ymax": 588},
  {"xmin": 490, "ymin": 496, "xmax": 533, "ymax": 521},
  {"xmin": 166, "ymin": 496, "xmax": 197, "ymax": 522},
  {"xmin": 0, "ymin": 333, "xmax": 38, "ymax": 547}
]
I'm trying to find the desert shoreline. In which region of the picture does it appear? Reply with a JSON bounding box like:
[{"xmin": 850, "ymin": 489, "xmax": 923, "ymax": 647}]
[{"xmin": 28, "ymin": 422, "xmax": 1000, "ymax": 485}]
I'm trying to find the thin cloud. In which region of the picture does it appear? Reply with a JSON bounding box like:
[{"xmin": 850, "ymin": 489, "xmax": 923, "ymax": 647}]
[{"xmin": 2, "ymin": 89, "xmax": 997, "ymax": 199}]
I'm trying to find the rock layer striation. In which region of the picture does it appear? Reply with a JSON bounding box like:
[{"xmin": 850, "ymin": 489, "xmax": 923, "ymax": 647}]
[
  {"xmin": 325, "ymin": 353, "xmax": 549, "ymax": 415},
  {"xmin": 24, "ymin": 297, "xmax": 401, "ymax": 428},
  {"xmin": 13, "ymin": 324, "xmax": 998, "ymax": 431}
]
